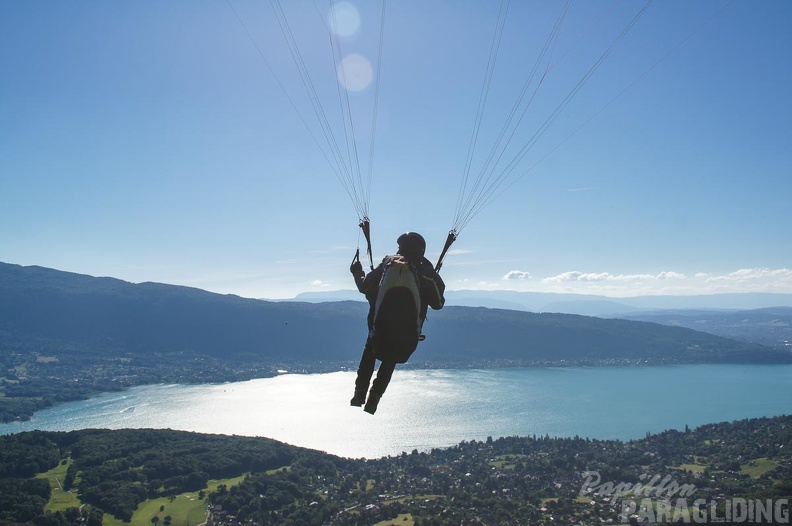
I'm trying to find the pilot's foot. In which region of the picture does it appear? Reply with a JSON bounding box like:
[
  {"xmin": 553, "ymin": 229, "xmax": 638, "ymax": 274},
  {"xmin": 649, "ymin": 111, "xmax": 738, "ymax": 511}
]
[
  {"xmin": 350, "ymin": 390, "xmax": 366, "ymax": 407},
  {"xmin": 363, "ymin": 392, "xmax": 381, "ymax": 415}
]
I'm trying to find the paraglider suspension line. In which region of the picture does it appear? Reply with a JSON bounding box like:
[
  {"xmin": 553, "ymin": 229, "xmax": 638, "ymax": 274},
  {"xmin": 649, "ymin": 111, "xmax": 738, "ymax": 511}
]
[{"xmin": 359, "ymin": 218, "xmax": 374, "ymax": 270}]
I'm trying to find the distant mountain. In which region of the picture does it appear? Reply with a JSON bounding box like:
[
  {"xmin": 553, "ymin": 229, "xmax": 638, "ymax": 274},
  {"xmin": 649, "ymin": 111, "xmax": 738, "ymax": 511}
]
[
  {"xmin": 2, "ymin": 261, "xmax": 790, "ymax": 366},
  {"xmin": 0, "ymin": 262, "xmax": 367, "ymax": 363},
  {"xmin": 290, "ymin": 290, "xmax": 534, "ymax": 311},
  {"xmin": 621, "ymin": 307, "xmax": 792, "ymax": 349},
  {"xmin": 540, "ymin": 299, "xmax": 644, "ymax": 316},
  {"xmin": 287, "ymin": 290, "xmax": 361, "ymax": 302},
  {"xmin": 290, "ymin": 289, "xmax": 792, "ymax": 316}
]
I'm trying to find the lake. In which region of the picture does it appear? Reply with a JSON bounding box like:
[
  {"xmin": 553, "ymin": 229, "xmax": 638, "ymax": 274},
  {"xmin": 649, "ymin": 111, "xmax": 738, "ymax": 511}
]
[{"xmin": 2, "ymin": 364, "xmax": 791, "ymax": 459}]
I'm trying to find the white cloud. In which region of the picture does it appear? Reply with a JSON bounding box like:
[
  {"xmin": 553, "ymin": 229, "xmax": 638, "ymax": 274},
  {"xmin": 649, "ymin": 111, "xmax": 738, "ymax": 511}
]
[
  {"xmin": 543, "ymin": 271, "xmax": 687, "ymax": 284},
  {"xmin": 688, "ymin": 268, "xmax": 792, "ymax": 294},
  {"xmin": 543, "ymin": 271, "xmax": 610, "ymax": 283},
  {"xmin": 699, "ymin": 267, "xmax": 792, "ymax": 283},
  {"xmin": 657, "ymin": 271, "xmax": 686, "ymax": 280},
  {"xmin": 503, "ymin": 270, "xmax": 532, "ymax": 280},
  {"xmin": 533, "ymin": 267, "xmax": 792, "ymax": 296},
  {"xmin": 310, "ymin": 280, "xmax": 324, "ymax": 286}
]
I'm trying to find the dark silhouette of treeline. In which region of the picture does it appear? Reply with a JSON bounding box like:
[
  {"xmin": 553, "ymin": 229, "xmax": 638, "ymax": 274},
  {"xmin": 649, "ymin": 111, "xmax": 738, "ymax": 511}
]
[{"xmin": 1, "ymin": 415, "xmax": 791, "ymax": 525}]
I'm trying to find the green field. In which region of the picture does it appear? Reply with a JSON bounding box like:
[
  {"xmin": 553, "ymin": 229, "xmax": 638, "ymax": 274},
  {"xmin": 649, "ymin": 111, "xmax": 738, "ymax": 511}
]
[
  {"xmin": 37, "ymin": 459, "xmax": 81, "ymax": 512},
  {"xmin": 740, "ymin": 458, "xmax": 779, "ymax": 478},
  {"xmin": 488, "ymin": 454, "xmax": 524, "ymax": 470},
  {"xmin": 675, "ymin": 463, "xmax": 707, "ymax": 473},
  {"xmin": 38, "ymin": 465, "xmax": 246, "ymax": 526},
  {"xmin": 373, "ymin": 513, "xmax": 415, "ymax": 526},
  {"xmin": 112, "ymin": 494, "xmax": 207, "ymax": 526},
  {"xmin": 108, "ymin": 476, "xmax": 247, "ymax": 526}
]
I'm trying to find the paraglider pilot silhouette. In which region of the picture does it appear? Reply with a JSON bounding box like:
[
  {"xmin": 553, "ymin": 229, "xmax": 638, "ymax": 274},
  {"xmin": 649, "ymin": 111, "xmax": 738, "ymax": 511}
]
[{"xmin": 349, "ymin": 232, "xmax": 446, "ymax": 414}]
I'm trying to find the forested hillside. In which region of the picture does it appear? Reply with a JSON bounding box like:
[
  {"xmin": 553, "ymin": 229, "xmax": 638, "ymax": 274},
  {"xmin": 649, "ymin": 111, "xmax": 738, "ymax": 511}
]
[
  {"xmin": 2, "ymin": 262, "xmax": 787, "ymax": 366},
  {"xmin": 622, "ymin": 307, "xmax": 792, "ymax": 348},
  {"xmin": 1, "ymin": 416, "xmax": 791, "ymax": 525}
]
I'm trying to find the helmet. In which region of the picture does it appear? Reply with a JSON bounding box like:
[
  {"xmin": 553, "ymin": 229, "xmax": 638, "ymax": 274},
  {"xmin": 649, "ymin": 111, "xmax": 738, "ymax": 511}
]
[{"xmin": 397, "ymin": 232, "xmax": 426, "ymax": 257}]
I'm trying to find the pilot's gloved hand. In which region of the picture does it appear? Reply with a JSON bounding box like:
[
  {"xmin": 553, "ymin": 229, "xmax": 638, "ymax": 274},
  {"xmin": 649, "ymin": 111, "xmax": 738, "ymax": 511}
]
[{"xmin": 350, "ymin": 259, "xmax": 364, "ymax": 277}]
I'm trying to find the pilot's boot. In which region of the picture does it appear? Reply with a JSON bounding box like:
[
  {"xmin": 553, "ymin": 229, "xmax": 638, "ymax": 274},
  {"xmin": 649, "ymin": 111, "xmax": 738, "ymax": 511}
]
[
  {"xmin": 350, "ymin": 389, "xmax": 366, "ymax": 407},
  {"xmin": 363, "ymin": 390, "xmax": 381, "ymax": 415}
]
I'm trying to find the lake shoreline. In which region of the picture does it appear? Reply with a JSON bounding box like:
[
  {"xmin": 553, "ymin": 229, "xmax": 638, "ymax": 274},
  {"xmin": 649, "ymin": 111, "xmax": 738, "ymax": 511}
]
[
  {"xmin": 4, "ymin": 358, "xmax": 791, "ymax": 423},
  {"xmin": 4, "ymin": 357, "xmax": 775, "ymax": 424},
  {"xmin": 3, "ymin": 364, "xmax": 792, "ymax": 459}
]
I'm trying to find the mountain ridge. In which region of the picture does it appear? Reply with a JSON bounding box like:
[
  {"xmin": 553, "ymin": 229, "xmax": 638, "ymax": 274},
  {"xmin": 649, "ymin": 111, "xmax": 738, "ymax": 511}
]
[
  {"xmin": 2, "ymin": 260, "xmax": 791, "ymax": 422},
  {"xmin": 1, "ymin": 261, "xmax": 788, "ymax": 366},
  {"xmin": 289, "ymin": 288, "xmax": 792, "ymax": 315}
]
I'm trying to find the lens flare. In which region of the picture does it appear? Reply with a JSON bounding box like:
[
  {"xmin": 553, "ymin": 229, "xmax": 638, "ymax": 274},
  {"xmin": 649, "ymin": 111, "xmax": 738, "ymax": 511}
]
[
  {"xmin": 337, "ymin": 53, "xmax": 373, "ymax": 92},
  {"xmin": 328, "ymin": 2, "xmax": 360, "ymax": 37}
]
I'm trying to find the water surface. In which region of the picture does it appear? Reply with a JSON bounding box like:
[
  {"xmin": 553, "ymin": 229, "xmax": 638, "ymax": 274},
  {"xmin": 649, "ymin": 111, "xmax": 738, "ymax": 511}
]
[{"xmin": 3, "ymin": 365, "xmax": 790, "ymax": 458}]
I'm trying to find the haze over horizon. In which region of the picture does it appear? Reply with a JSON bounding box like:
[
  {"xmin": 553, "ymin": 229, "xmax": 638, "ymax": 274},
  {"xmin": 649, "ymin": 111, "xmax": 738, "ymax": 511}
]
[{"xmin": 2, "ymin": 1, "xmax": 790, "ymax": 299}]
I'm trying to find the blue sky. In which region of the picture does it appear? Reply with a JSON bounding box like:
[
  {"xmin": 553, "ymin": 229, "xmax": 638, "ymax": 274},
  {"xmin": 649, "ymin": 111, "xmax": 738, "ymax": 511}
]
[{"xmin": 2, "ymin": 1, "xmax": 791, "ymax": 299}]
